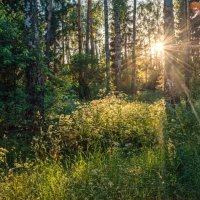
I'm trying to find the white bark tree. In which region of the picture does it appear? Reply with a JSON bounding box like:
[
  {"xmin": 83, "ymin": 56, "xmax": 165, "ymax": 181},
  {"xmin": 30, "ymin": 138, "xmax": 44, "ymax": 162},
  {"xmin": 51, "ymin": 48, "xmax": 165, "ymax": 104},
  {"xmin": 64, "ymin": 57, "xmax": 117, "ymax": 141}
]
[{"xmin": 104, "ymin": 0, "xmax": 111, "ymax": 92}]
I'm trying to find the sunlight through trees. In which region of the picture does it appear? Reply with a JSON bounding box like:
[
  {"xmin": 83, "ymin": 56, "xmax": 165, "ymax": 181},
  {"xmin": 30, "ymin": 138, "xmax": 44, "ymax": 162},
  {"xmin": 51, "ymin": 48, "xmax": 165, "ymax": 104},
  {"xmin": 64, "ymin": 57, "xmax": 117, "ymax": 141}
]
[{"xmin": 0, "ymin": 0, "xmax": 200, "ymax": 199}]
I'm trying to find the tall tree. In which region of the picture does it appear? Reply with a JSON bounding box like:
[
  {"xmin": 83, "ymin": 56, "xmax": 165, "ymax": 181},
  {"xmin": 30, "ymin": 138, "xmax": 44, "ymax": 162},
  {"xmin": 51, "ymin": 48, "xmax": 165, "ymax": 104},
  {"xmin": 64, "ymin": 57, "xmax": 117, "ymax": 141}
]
[
  {"xmin": 90, "ymin": 11, "xmax": 95, "ymax": 58},
  {"xmin": 180, "ymin": 0, "xmax": 191, "ymax": 106},
  {"xmin": 86, "ymin": 0, "xmax": 91, "ymax": 54},
  {"xmin": 77, "ymin": 0, "xmax": 82, "ymax": 54},
  {"xmin": 46, "ymin": 0, "xmax": 53, "ymax": 68},
  {"xmin": 163, "ymin": 0, "xmax": 176, "ymax": 107},
  {"xmin": 104, "ymin": 0, "xmax": 111, "ymax": 92},
  {"xmin": 115, "ymin": 11, "xmax": 122, "ymax": 91},
  {"xmin": 112, "ymin": 0, "xmax": 122, "ymax": 91},
  {"xmin": 131, "ymin": 0, "xmax": 137, "ymax": 94},
  {"xmin": 190, "ymin": 1, "xmax": 200, "ymax": 98},
  {"xmin": 24, "ymin": 0, "xmax": 44, "ymax": 131}
]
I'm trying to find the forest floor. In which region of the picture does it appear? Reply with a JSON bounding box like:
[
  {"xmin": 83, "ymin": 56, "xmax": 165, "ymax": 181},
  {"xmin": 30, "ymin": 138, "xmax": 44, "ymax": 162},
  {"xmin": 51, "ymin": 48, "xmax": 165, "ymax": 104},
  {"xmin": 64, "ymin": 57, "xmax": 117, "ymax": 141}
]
[{"xmin": 1, "ymin": 92, "xmax": 200, "ymax": 199}]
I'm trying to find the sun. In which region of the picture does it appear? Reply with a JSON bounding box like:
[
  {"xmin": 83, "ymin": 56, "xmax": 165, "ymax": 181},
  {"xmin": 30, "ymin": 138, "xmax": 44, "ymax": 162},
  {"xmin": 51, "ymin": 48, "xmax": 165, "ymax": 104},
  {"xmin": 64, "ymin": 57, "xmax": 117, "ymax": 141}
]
[{"xmin": 151, "ymin": 42, "xmax": 164, "ymax": 55}]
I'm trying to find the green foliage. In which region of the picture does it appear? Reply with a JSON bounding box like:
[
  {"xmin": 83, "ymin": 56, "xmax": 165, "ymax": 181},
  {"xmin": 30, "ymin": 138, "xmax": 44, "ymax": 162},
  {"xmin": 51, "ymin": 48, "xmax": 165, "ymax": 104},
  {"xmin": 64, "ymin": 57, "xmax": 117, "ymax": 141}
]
[
  {"xmin": 67, "ymin": 95, "xmax": 163, "ymax": 150},
  {"xmin": 1, "ymin": 1, "xmax": 200, "ymax": 199},
  {"xmin": 70, "ymin": 53, "xmax": 105, "ymax": 99},
  {"xmin": 112, "ymin": 0, "xmax": 129, "ymax": 18},
  {"xmin": 0, "ymin": 149, "xmax": 164, "ymax": 200},
  {"xmin": 0, "ymin": 161, "xmax": 68, "ymax": 200},
  {"xmin": 0, "ymin": 147, "xmax": 8, "ymax": 171},
  {"xmin": 164, "ymin": 103, "xmax": 200, "ymax": 199},
  {"xmin": 45, "ymin": 74, "xmax": 79, "ymax": 116},
  {"xmin": 35, "ymin": 95, "xmax": 164, "ymax": 160},
  {"xmin": 65, "ymin": 149, "xmax": 164, "ymax": 200},
  {"xmin": 144, "ymin": 70, "xmax": 161, "ymax": 91},
  {"xmin": 134, "ymin": 90, "xmax": 163, "ymax": 104},
  {"xmin": 2, "ymin": 97, "xmax": 200, "ymax": 199},
  {"xmin": 0, "ymin": 5, "xmax": 27, "ymax": 128}
]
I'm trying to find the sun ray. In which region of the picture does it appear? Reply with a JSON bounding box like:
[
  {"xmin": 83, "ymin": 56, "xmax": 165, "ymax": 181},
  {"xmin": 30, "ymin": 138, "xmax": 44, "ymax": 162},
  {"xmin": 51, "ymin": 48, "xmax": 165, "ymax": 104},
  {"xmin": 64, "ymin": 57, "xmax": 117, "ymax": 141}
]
[{"xmin": 151, "ymin": 42, "xmax": 164, "ymax": 55}]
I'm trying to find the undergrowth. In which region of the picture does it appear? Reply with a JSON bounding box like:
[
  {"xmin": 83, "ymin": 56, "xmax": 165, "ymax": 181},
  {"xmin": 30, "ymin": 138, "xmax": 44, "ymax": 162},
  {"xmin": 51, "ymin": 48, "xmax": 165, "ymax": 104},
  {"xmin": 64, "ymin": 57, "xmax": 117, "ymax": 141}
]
[
  {"xmin": 1, "ymin": 95, "xmax": 200, "ymax": 199},
  {"xmin": 0, "ymin": 149, "xmax": 164, "ymax": 200},
  {"xmin": 36, "ymin": 94, "xmax": 164, "ymax": 160}
]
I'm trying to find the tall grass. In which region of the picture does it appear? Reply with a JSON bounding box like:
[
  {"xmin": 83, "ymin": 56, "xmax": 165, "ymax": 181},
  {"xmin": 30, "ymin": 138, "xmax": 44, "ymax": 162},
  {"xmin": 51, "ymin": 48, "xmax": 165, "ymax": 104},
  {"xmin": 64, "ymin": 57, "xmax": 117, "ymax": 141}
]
[
  {"xmin": 1, "ymin": 95, "xmax": 165, "ymax": 199},
  {"xmin": 0, "ymin": 149, "xmax": 164, "ymax": 200},
  {"xmin": 164, "ymin": 104, "xmax": 200, "ymax": 199},
  {"xmin": 2, "ymin": 95, "xmax": 200, "ymax": 199},
  {"xmin": 40, "ymin": 95, "xmax": 164, "ymax": 160}
]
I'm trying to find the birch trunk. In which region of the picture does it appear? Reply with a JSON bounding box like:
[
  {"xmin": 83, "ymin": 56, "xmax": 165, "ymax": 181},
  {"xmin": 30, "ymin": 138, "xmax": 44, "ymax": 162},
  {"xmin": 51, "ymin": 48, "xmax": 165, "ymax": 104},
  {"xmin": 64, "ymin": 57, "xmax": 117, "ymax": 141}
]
[
  {"xmin": 104, "ymin": 0, "xmax": 111, "ymax": 92},
  {"xmin": 163, "ymin": 0, "xmax": 176, "ymax": 107},
  {"xmin": 131, "ymin": 0, "xmax": 137, "ymax": 94},
  {"xmin": 115, "ymin": 11, "xmax": 122, "ymax": 91},
  {"xmin": 86, "ymin": 0, "xmax": 91, "ymax": 54},
  {"xmin": 78, "ymin": 0, "xmax": 82, "ymax": 54}
]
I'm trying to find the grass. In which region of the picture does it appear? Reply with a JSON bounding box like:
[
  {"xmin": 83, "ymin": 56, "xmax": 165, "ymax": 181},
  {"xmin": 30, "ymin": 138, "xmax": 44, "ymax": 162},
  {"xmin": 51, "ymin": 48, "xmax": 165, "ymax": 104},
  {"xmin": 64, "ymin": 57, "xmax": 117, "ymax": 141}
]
[
  {"xmin": 44, "ymin": 94, "xmax": 164, "ymax": 157},
  {"xmin": 1, "ymin": 95, "xmax": 200, "ymax": 199},
  {"xmin": 1, "ymin": 149, "xmax": 164, "ymax": 200}
]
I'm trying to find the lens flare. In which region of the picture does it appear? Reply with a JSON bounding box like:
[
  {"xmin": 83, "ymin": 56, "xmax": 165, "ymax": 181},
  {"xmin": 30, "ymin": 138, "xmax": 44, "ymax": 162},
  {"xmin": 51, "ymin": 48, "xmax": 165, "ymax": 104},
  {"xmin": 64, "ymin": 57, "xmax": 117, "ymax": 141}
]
[{"xmin": 151, "ymin": 42, "xmax": 164, "ymax": 55}]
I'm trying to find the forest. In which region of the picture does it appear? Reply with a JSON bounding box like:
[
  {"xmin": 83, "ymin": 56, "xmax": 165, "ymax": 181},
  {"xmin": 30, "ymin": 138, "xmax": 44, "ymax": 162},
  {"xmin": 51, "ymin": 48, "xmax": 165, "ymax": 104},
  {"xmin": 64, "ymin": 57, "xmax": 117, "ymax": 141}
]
[{"xmin": 0, "ymin": 0, "xmax": 200, "ymax": 199}]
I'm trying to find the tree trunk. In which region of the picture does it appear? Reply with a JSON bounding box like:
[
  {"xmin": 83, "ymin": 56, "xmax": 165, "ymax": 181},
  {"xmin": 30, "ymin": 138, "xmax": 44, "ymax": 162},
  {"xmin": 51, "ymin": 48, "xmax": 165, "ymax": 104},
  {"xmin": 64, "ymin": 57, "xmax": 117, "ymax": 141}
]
[
  {"xmin": 145, "ymin": 48, "xmax": 148, "ymax": 83},
  {"xmin": 181, "ymin": 0, "xmax": 191, "ymax": 107},
  {"xmin": 90, "ymin": 15, "xmax": 95, "ymax": 58},
  {"xmin": 104, "ymin": 0, "xmax": 111, "ymax": 92},
  {"xmin": 131, "ymin": 0, "xmax": 137, "ymax": 94},
  {"xmin": 86, "ymin": 0, "xmax": 91, "ymax": 54},
  {"xmin": 46, "ymin": 0, "xmax": 53, "ymax": 68},
  {"xmin": 163, "ymin": 0, "xmax": 176, "ymax": 107},
  {"xmin": 124, "ymin": 33, "xmax": 128, "ymax": 70},
  {"xmin": 115, "ymin": 11, "xmax": 122, "ymax": 91},
  {"xmin": 190, "ymin": 1, "xmax": 200, "ymax": 99},
  {"xmin": 61, "ymin": 15, "xmax": 65, "ymax": 66},
  {"xmin": 24, "ymin": 0, "xmax": 44, "ymax": 132},
  {"xmin": 77, "ymin": 0, "xmax": 82, "ymax": 54}
]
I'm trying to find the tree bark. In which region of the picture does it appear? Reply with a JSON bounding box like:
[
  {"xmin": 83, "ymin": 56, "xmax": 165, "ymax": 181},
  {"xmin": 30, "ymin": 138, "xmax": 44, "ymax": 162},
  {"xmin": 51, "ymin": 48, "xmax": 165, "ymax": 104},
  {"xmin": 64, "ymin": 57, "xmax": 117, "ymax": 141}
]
[
  {"xmin": 181, "ymin": 0, "xmax": 191, "ymax": 107},
  {"xmin": 163, "ymin": 0, "xmax": 176, "ymax": 107},
  {"xmin": 104, "ymin": 0, "xmax": 111, "ymax": 92},
  {"xmin": 77, "ymin": 0, "xmax": 82, "ymax": 54},
  {"xmin": 24, "ymin": 0, "xmax": 44, "ymax": 132},
  {"xmin": 46, "ymin": 0, "xmax": 53, "ymax": 68},
  {"xmin": 61, "ymin": 15, "xmax": 65, "ymax": 66},
  {"xmin": 86, "ymin": 0, "xmax": 91, "ymax": 54},
  {"xmin": 131, "ymin": 0, "xmax": 137, "ymax": 94},
  {"xmin": 115, "ymin": 11, "xmax": 122, "ymax": 91},
  {"xmin": 90, "ymin": 15, "xmax": 95, "ymax": 58}
]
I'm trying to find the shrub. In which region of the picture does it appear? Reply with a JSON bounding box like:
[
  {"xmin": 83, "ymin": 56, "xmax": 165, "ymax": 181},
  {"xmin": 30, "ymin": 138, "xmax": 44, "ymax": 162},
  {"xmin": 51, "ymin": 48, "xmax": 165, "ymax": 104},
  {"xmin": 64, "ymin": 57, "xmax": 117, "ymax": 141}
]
[{"xmin": 36, "ymin": 95, "xmax": 164, "ymax": 159}]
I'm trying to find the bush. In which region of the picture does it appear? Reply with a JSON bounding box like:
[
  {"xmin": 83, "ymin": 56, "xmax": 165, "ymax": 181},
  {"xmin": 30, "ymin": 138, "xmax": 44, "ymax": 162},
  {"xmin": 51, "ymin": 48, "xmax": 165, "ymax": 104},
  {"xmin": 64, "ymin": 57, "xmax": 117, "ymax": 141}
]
[{"xmin": 37, "ymin": 94, "xmax": 164, "ymax": 159}]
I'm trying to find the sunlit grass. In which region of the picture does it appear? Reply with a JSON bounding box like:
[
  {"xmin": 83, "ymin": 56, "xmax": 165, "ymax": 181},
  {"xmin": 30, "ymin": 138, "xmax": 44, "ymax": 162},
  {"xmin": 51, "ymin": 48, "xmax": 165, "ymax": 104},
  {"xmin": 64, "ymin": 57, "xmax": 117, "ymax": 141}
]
[
  {"xmin": 2, "ymin": 95, "xmax": 200, "ymax": 199},
  {"xmin": 0, "ymin": 149, "xmax": 164, "ymax": 200}
]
